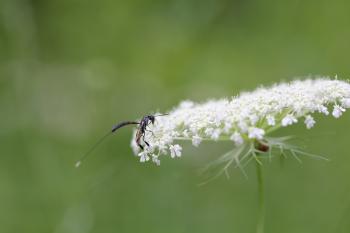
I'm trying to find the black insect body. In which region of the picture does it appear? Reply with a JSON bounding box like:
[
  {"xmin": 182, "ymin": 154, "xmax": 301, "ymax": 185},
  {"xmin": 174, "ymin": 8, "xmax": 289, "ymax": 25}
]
[
  {"xmin": 111, "ymin": 121, "xmax": 139, "ymax": 133},
  {"xmin": 134, "ymin": 115, "xmax": 155, "ymax": 150},
  {"xmin": 76, "ymin": 114, "xmax": 166, "ymax": 167}
]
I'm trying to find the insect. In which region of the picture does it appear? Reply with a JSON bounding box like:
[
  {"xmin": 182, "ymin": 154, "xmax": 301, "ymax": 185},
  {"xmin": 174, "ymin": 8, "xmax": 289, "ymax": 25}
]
[{"xmin": 75, "ymin": 114, "xmax": 168, "ymax": 167}]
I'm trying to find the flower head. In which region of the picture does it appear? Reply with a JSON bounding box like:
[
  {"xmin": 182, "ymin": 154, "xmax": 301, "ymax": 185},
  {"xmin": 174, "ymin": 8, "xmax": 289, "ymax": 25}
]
[{"xmin": 130, "ymin": 78, "xmax": 350, "ymax": 165}]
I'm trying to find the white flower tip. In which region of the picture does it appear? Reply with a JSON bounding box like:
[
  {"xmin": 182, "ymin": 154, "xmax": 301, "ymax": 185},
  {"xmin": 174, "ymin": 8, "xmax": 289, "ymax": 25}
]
[
  {"xmin": 179, "ymin": 100, "xmax": 194, "ymax": 109},
  {"xmin": 341, "ymin": 98, "xmax": 350, "ymax": 108},
  {"xmin": 248, "ymin": 127, "xmax": 265, "ymax": 140},
  {"xmin": 210, "ymin": 129, "xmax": 221, "ymax": 140},
  {"xmin": 140, "ymin": 156, "xmax": 150, "ymax": 163},
  {"xmin": 192, "ymin": 136, "xmax": 202, "ymax": 147},
  {"xmin": 152, "ymin": 155, "xmax": 161, "ymax": 166},
  {"xmin": 304, "ymin": 115, "xmax": 316, "ymax": 129},
  {"xmin": 266, "ymin": 115, "xmax": 275, "ymax": 126},
  {"xmin": 281, "ymin": 115, "xmax": 298, "ymax": 127},
  {"xmin": 139, "ymin": 152, "xmax": 150, "ymax": 162},
  {"xmin": 332, "ymin": 105, "xmax": 345, "ymax": 118},
  {"xmin": 204, "ymin": 128, "xmax": 213, "ymax": 136},
  {"xmin": 319, "ymin": 106, "xmax": 329, "ymax": 115},
  {"xmin": 230, "ymin": 132, "xmax": 244, "ymax": 145},
  {"xmin": 170, "ymin": 144, "xmax": 182, "ymax": 158}
]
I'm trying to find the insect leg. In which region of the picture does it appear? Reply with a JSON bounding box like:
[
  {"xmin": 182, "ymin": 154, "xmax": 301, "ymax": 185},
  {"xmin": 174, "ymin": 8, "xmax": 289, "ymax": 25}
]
[
  {"xmin": 138, "ymin": 143, "xmax": 144, "ymax": 150},
  {"xmin": 142, "ymin": 134, "xmax": 150, "ymax": 147}
]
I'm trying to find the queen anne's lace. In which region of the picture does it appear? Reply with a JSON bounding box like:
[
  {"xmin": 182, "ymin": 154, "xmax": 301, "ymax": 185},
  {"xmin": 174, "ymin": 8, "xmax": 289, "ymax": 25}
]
[{"xmin": 131, "ymin": 78, "xmax": 350, "ymax": 164}]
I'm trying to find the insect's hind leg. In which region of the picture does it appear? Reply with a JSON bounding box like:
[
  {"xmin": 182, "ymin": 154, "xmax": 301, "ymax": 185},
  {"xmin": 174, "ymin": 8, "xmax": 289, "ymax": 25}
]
[{"xmin": 138, "ymin": 144, "xmax": 144, "ymax": 150}]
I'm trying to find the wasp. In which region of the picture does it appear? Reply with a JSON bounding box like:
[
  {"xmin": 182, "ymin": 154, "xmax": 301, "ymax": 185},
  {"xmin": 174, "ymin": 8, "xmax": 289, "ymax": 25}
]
[
  {"xmin": 76, "ymin": 114, "xmax": 167, "ymax": 167},
  {"xmin": 111, "ymin": 114, "xmax": 163, "ymax": 150}
]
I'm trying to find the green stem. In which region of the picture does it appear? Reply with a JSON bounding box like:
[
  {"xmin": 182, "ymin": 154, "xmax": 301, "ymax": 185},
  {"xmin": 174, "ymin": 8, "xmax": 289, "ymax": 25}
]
[{"xmin": 256, "ymin": 159, "xmax": 265, "ymax": 233}]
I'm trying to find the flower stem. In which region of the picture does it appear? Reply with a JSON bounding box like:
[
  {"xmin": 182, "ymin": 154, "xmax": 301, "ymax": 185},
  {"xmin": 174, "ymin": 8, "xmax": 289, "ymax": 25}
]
[{"xmin": 256, "ymin": 159, "xmax": 265, "ymax": 233}]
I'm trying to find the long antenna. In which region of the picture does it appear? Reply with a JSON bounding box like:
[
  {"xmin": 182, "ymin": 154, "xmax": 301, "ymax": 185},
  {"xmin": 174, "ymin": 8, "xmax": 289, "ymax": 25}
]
[
  {"xmin": 154, "ymin": 113, "xmax": 169, "ymax": 117},
  {"xmin": 75, "ymin": 121, "xmax": 139, "ymax": 168},
  {"xmin": 75, "ymin": 130, "xmax": 112, "ymax": 168}
]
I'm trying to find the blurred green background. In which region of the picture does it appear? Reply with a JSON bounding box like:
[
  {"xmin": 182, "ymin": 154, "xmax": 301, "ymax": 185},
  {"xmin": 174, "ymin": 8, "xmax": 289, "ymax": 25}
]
[{"xmin": 1, "ymin": 0, "xmax": 350, "ymax": 232}]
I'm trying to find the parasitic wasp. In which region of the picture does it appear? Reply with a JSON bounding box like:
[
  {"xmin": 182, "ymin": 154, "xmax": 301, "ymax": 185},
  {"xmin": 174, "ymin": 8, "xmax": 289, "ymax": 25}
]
[{"xmin": 75, "ymin": 114, "xmax": 168, "ymax": 167}]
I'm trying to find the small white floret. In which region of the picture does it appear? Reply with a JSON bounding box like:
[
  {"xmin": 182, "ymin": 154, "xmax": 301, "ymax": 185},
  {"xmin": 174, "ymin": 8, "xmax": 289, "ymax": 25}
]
[
  {"xmin": 152, "ymin": 155, "xmax": 161, "ymax": 166},
  {"xmin": 238, "ymin": 121, "xmax": 248, "ymax": 133},
  {"xmin": 266, "ymin": 115, "xmax": 275, "ymax": 126},
  {"xmin": 139, "ymin": 152, "xmax": 150, "ymax": 162},
  {"xmin": 282, "ymin": 115, "xmax": 298, "ymax": 127},
  {"xmin": 230, "ymin": 132, "xmax": 244, "ymax": 145},
  {"xmin": 204, "ymin": 128, "xmax": 214, "ymax": 136},
  {"xmin": 318, "ymin": 106, "xmax": 329, "ymax": 115},
  {"xmin": 332, "ymin": 105, "xmax": 345, "ymax": 118},
  {"xmin": 211, "ymin": 129, "xmax": 221, "ymax": 140},
  {"xmin": 304, "ymin": 115, "xmax": 316, "ymax": 129},
  {"xmin": 192, "ymin": 135, "xmax": 202, "ymax": 147},
  {"xmin": 182, "ymin": 129, "xmax": 190, "ymax": 137},
  {"xmin": 341, "ymin": 98, "xmax": 350, "ymax": 108},
  {"xmin": 169, "ymin": 144, "xmax": 182, "ymax": 158},
  {"xmin": 249, "ymin": 114, "xmax": 259, "ymax": 125},
  {"xmin": 248, "ymin": 127, "xmax": 265, "ymax": 140}
]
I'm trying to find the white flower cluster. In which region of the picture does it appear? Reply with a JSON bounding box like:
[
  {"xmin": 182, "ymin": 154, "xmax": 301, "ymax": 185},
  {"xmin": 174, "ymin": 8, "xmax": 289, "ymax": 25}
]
[{"xmin": 131, "ymin": 78, "xmax": 350, "ymax": 165}]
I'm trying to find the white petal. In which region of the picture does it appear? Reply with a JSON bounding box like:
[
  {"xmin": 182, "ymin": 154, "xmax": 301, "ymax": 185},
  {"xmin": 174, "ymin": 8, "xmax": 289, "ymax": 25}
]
[{"xmin": 332, "ymin": 105, "xmax": 345, "ymax": 118}]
